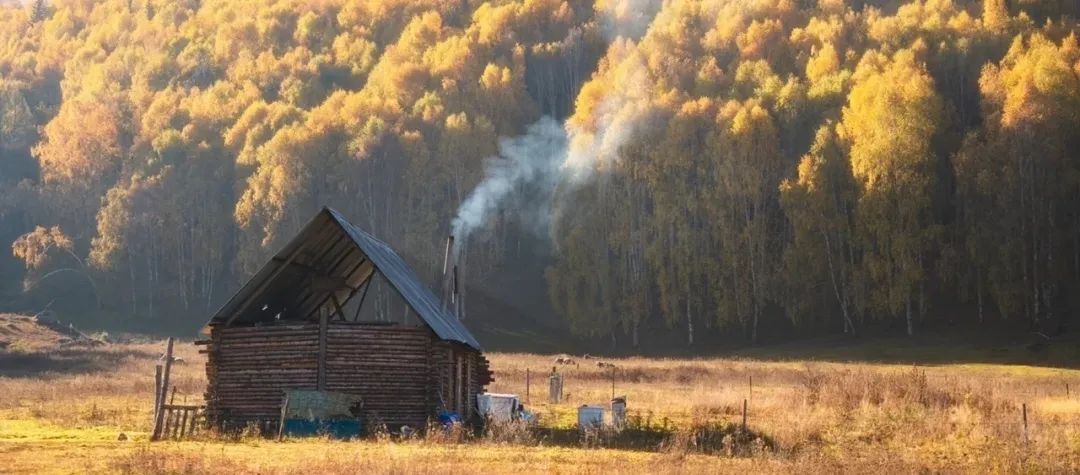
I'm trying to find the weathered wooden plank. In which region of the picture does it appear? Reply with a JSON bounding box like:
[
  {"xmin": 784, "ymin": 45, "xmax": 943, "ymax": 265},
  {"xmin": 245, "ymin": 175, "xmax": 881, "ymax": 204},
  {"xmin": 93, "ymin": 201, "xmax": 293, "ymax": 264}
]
[
  {"xmin": 151, "ymin": 338, "xmax": 174, "ymax": 441},
  {"xmin": 317, "ymin": 312, "xmax": 328, "ymax": 390}
]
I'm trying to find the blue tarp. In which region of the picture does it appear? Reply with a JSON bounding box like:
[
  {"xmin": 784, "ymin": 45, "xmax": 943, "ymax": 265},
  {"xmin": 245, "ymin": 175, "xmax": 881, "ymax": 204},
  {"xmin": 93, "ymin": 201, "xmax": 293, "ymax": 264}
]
[{"xmin": 282, "ymin": 418, "xmax": 362, "ymax": 439}]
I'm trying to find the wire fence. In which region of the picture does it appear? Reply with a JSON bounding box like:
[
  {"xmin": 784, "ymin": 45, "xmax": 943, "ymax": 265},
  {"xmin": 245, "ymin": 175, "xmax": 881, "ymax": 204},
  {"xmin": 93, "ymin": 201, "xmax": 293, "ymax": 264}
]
[{"xmin": 513, "ymin": 366, "xmax": 1080, "ymax": 441}]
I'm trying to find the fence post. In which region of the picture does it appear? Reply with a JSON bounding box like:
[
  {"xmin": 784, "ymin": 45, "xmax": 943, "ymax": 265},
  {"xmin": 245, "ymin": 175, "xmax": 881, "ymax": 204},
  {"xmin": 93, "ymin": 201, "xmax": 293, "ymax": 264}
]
[
  {"xmin": 1022, "ymin": 403, "xmax": 1028, "ymax": 443},
  {"xmin": 611, "ymin": 366, "xmax": 616, "ymax": 400},
  {"xmin": 188, "ymin": 408, "xmax": 199, "ymax": 436},
  {"xmin": 278, "ymin": 394, "xmax": 290, "ymax": 441},
  {"xmin": 742, "ymin": 399, "xmax": 748, "ymax": 432},
  {"xmin": 1067, "ymin": 383, "xmax": 1070, "ymax": 398},
  {"xmin": 179, "ymin": 409, "xmax": 189, "ymax": 439},
  {"xmin": 526, "ymin": 369, "xmax": 530, "ymax": 405},
  {"xmin": 549, "ymin": 367, "xmax": 562, "ymax": 403},
  {"xmin": 151, "ymin": 337, "xmax": 174, "ymax": 441},
  {"xmin": 153, "ymin": 366, "xmax": 162, "ymax": 424}
]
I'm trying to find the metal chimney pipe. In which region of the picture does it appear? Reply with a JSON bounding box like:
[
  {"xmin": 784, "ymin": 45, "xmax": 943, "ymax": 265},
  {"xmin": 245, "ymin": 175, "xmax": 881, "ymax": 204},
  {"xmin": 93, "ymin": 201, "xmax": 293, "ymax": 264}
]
[
  {"xmin": 452, "ymin": 265, "xmax": 459, "ymax": 304},
  {"xmin": 442, "ymin": 235, "xmax": 454, "ymax": 276},
  {"xmin": 441, "ymin": 235, "xmax": 455, "ymax": 312}
]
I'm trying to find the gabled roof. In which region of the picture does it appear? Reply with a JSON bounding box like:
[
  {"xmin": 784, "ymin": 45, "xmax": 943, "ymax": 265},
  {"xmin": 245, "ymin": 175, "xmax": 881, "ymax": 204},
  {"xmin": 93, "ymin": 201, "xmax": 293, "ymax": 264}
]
[{"xmin": 206, "ymin": 207, "xmax": 481, "ymax": 350}]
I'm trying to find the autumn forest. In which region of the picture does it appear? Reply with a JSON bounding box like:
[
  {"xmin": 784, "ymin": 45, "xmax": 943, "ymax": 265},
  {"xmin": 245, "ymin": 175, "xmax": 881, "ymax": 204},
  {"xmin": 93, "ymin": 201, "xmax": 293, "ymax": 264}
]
[{"xmin": 1, "ymin": 0, "xmax": 1079, "ymax": 350}]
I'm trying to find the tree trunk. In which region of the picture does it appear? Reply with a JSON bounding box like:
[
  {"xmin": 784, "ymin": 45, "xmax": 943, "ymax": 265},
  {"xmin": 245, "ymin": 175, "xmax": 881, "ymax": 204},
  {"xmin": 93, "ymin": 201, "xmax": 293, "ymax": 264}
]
[
  {"xmin": 1073, "ymin": 214, "xmax": 1079, "ymax": 278},
  {"xmin": 841, "ymin": 303, "xmax": 854, "ymax": 336},
  {"xmin": 823, "ymin": 230, "xmax": 856, "ymax": 337},
  {"xmin": 686, "ymin": 297, "xmax": 694, "ymax": 346},
  {"xmin": 205, "ymin": 267, "xmax": 215, "ymax": 312},
  {"xmin": 906, "ymin": 297, "xmax": 913, "ymax": 337},
  {"xmin": 919, "ymin": 279, "xmax": 926, "ymax": 321},
  {"xmin": 976, "ymin": 271, "xmax": 984, "ymax": 324},
  {"xmin": 146, "ymin": 251, "xmax": 154, "ymax": 319},
  {"xmin": 128, "ymin": 250, "xmax": 137, "ymax": 315},
  {"xmin": 751, "ymin": 306, "xmax": 759, "ymax": 345}
]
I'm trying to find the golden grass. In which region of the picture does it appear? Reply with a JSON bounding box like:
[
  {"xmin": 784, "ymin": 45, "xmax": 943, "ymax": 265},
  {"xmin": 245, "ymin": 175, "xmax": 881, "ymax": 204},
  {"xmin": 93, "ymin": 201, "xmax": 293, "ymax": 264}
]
[{"xmin": 2, "ymin": 341, "xmax": 1079, "ymax": 474}]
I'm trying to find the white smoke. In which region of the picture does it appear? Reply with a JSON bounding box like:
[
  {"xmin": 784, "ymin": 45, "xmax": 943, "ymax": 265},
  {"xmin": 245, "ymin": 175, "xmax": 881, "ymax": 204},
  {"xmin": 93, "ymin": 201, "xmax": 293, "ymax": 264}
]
[
  {"xmin": 563, "ymin": 43, "xmax": 654, "ymax": 182},
  {"xmin": 449, "ymin": 2, "xmax": 664, "ymax": 251},
  {"xmin": 596, "ymin": 0, "xmax": 665, "ymax": 41},
  {"xmin": 450, "ymin": 117, "xmax": 567, "ymax": 250}
]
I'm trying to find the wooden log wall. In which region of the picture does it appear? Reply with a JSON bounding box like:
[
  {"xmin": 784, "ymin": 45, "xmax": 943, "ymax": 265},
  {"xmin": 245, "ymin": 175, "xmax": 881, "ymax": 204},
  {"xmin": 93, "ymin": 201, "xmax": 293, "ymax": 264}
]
[
  {"xmin": 429, "ymin": 341, "xmax": 494, "ymax": 422},
  {"xmin": 470, "ymin": 349, "xmax": 494, "ymax": 417},
  {"xmin": 204, "ymin": 324, "xmax": 319, "ymax": 429},
  {"xmin": 204, "ymin": 322, "xmax": 492, "ymax": 432},
  {"xmin": 323, "ymin": 324, "xmax": 434, "ymax": 429}
]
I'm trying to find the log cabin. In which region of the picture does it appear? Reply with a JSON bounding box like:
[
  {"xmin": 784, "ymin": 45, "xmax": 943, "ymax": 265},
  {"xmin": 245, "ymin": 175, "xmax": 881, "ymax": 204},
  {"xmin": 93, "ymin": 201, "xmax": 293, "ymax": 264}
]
[{"xmin": 199, "ymin": 207, "xmax": 491, "ymax": 433}]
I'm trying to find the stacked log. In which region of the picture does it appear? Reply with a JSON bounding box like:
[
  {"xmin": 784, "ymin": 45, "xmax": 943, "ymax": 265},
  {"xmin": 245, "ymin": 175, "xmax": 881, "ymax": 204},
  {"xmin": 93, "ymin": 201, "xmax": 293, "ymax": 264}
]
[
  {"xmin": 204, "ymin": 322, "xmax": 492, "ymax": 432},
  {"xmin": 324, "ymin": 324, "xmax": 434, "ymax": 428},
  {"xmin": 427, "ymin": 341, "xmax": 494, "ymax": 421},
  {"xmin": 429, "ymin": 341, "xmax": 454, "ymax": 414},
  {"xmin": 470, "ymin": 351, "xmax": 494, "ymax": 407},
  {"xmin": 204, "ymin": 325, "xmax": 319, "ymax": 428}
]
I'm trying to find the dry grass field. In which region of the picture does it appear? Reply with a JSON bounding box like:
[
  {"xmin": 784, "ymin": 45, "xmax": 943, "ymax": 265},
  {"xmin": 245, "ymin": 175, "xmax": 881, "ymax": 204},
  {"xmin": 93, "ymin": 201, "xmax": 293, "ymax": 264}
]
[{"xmin": 1, "ymin": 315, "xmax": 1079, "ymax": 474}]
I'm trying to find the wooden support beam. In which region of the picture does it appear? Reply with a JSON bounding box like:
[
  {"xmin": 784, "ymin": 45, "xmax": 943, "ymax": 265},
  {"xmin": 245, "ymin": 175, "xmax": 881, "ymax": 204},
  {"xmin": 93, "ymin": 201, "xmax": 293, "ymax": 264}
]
[
  {"xmin": 221, "ymin": 216, "xmax": 344, "ymax": 327},
  {"xmin": 466, "ymin": 354, "xmax": 473, "ymax": 419},
  {"xmin": 224, "ymin": 244, "xmax": 306, "ymax": 326},
  {"xmin": 292, "ymin": 248, "xmax": 362, "ymax": 320},
  {"xmin": 317, "ymin": 312, "xmax": 328, "ymax": 390},
  {"xmin": 456, "ymin": 351, "xmax": 464, "ymax": 414},
  {"xmin": 353, "ymin": 277, "xmax": 373, "ymax": 321},
  {"xmin": 279, "ymin": 231, "xmax": 350, "ymax": 319},
  {"xmin": 272, "ymin": 258, "xmax": 329, "ymax": 277},
  {"xmin": 301, "ymin": 259, "xmax": 371, "ymax": 322},
  {"xmin": 311, "ymin": 274, "xmax": 354, "ymax": 293},
  {"xmin": 330, "ymin": 293, "xmax": 347, "ymax": 322}
]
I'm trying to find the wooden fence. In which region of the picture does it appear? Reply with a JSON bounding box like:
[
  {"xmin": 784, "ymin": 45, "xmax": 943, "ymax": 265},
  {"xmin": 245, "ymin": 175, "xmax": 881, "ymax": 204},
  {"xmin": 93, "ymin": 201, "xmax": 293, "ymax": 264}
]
[
  {"xmin": 151, "ymin": 337, "xmax": 205, "ymax": 441},
  {"xmin": 157, "ymin": 404, "xmax": 204, "ymax": 440}
]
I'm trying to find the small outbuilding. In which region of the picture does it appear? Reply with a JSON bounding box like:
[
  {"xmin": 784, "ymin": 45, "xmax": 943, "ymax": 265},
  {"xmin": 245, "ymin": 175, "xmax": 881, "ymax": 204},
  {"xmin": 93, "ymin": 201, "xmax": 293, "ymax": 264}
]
[{"xmin": 199, "ymin": 207, "xmax": 490, "ymax": 432}]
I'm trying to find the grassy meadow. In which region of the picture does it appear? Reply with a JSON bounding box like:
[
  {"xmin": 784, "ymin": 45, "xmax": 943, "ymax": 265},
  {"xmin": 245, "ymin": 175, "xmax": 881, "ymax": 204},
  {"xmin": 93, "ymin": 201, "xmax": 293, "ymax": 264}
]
[{"xmin": 1, "ymin": 320, "xmax": 1079, "ymax": 473}]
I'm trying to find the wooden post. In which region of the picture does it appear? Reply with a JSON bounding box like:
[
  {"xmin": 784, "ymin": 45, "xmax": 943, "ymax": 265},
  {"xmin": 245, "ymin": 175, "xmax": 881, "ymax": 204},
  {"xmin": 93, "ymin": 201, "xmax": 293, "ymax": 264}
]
[
  {"xmin": 153, "ymin": 366, "xmax": 162, "ymax": 423},
  {"xmin": 465, "ymin": 355, "xmax": 473, "ymax": 419},
  {"xmin": 1067, "ymin": 383, "xmax": 1070, "ymax": 398},
  {"xmin": 170, "ymin": 386, "xmax": 177, "ymax": 404},
  {"xmin": 277, "ymin": 394, "xmax": 290, "ymax": 441},
  {"xmin": 1022, "ymin": 403, "xmax": 1028, "ymax": 442},
  {"xmin": 151, "ymin": 338, "xmax": 174, "ymax": 441},
  {"xmin": 317, "ymin": 312, "xmax": 328, "ymax": 390},
  {"xmin": 742, "ymin": 399, "xmax": 748, "ymax": 432},
  {"xmin": 167, "ymin": 408, "xmax": 176, "ymax": 438},
  {"xmin": 526, "ymin": 369, "xmax": 530, "ymax": 404},
  {"xmin": 456, "ymin": 353, "xmax": 465, "ymax": 414},
  {"xmin": 188, "ymin": 408, "xmax": 198, "ymax": 437},
  {"xmin": 611, "ymin": 366, "xmax": 616, "ymax": 400},
  {"xmin": 549, "ymin": 367, "xmax": 562, "ymax": 404},
  {"xmin": 179, "ymin": 409, "xmax": 189, "ymax": 439},
  {"xmin": 162, "ymin": 410, "xmax": 170, "ymax": 439}
]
